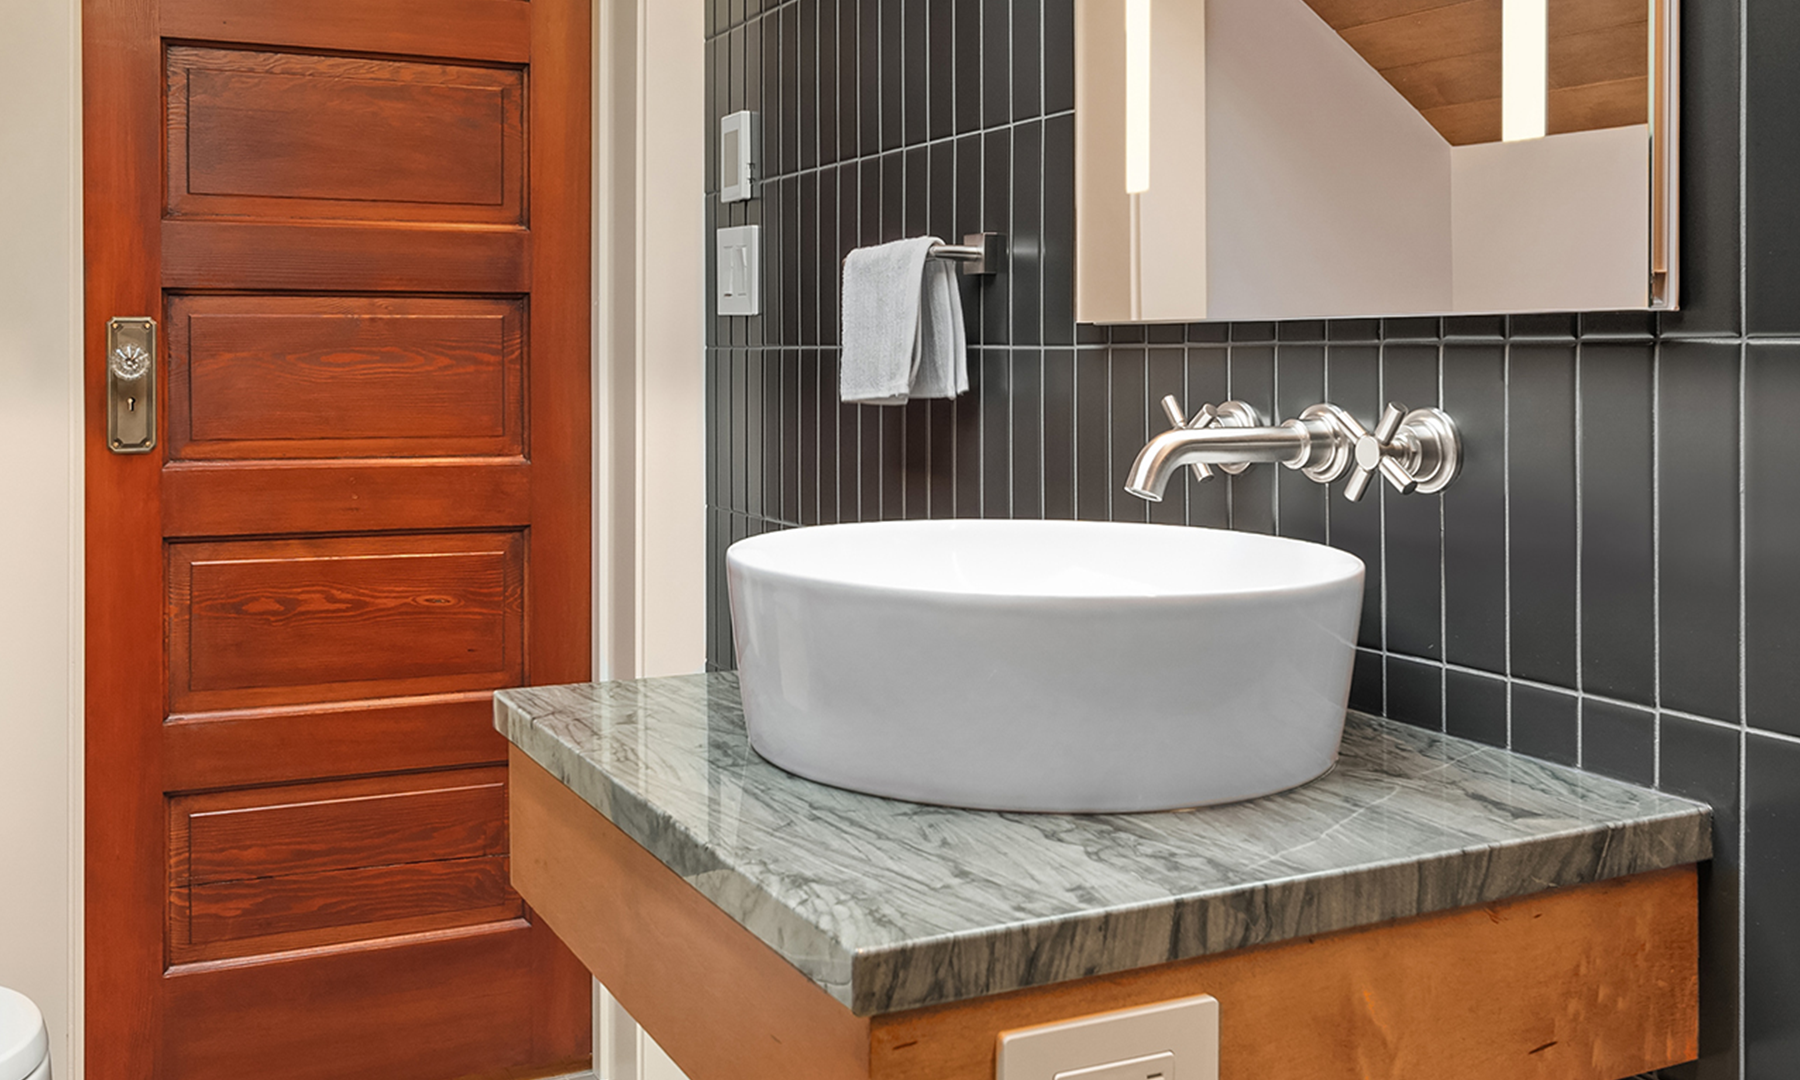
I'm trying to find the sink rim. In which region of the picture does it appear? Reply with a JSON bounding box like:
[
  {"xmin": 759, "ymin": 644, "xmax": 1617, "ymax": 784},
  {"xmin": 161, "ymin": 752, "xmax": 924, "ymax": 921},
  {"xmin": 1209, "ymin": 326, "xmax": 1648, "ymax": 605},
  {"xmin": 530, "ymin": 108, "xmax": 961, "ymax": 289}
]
[{"xmin": 725, "ymin": 518, "xmax": 1365, "ymax": 601}]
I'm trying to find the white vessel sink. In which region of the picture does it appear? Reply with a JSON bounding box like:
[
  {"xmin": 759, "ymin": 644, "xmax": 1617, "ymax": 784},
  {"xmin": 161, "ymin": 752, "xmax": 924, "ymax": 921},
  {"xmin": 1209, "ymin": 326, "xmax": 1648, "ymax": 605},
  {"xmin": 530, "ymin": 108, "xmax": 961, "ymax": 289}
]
[{"xmin": 725, "ymin": 520, "xmax": 1364, "ymax": 813}]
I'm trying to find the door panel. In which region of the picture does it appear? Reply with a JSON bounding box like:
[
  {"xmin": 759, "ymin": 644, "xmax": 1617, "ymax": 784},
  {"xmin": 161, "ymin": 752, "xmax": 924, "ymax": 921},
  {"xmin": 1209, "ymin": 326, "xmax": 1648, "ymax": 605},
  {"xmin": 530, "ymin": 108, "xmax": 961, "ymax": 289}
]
[
  {"xmin": 179, "ymin": 857, "xmax": 516, "ymax": 955},
  {"xmin": 166, "ymin": 47, "xmax": 525, "ymax": 223},
  {"xmin": 162, "ymin": 461, "xmax": 532, "ymax": 536},
  {"xmin": 163, "ymin": 927, "xmax": 588, "ymax": 1080},
  {"xmin": 168, "ymin": 532, "xmax": 525, "ymax": 711},
  {"xmin": 164, "ymin": 695, "xmax": 506, "ymax": 790},
  {"xmin": 167, "ymin": 296, "xmax": 525, "ymax": 460},
  {"xmin": 85, "ymin": 0, "xmax": 591, "ymax": 1073},
  {"xmin": 160, "ymin": 220, "xmax": 530, "ymax": 292},
  {"xmin": 168, "ymin": 768, "xmax": 520, "ymax": 962},
  {"xmin": 157, "ymin": 0, "xmax": 533, "ymax": 66},
  {"xmin": 180, "ymin": 770, "xmax": 508, "ymax": 880}
]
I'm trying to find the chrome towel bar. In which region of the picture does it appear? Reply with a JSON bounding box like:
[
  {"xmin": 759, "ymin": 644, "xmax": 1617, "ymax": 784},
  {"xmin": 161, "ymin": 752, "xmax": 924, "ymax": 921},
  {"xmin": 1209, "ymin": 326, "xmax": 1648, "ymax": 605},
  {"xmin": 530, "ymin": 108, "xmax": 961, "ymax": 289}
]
[{"xmin": 929, "ymin": 232, "xmax": 1006, "ymax": 276}]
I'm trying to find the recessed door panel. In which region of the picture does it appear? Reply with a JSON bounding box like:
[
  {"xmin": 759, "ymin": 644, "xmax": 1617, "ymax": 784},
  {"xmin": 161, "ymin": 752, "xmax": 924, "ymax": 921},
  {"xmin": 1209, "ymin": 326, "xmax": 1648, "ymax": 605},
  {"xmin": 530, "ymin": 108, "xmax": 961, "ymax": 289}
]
[
  {"xmin": 167, "ymin": 296, "xmax": 526, "ymax": 460},
  {"xmin": 163, "ymin": 693, "xmax": 508, "ymax": 792},
  {"xmin": 180, "ymin": 770, "xmax": 508, "ymax": 882},
  {"xmin": 167, "ymin": 769, "xmax": 519, "ymax": 963},
  {"xmin": 163, "ymin": 927, "xmax": 590, "ymax": 1080},
  {"xmin": 165, "ymin": 46, "xmax": 525, "ymax": 224},
  {"xmin": 169, "ymin": 533, "xmax": 524, "ymax": 712}
]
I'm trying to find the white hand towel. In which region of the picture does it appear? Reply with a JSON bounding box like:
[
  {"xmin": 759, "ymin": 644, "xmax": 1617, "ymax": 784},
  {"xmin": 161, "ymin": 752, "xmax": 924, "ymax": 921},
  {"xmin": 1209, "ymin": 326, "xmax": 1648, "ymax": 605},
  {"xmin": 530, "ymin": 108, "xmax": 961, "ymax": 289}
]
[{"xmin": 839, "ymin": 237, "xmax": 969, "ymax": 405}]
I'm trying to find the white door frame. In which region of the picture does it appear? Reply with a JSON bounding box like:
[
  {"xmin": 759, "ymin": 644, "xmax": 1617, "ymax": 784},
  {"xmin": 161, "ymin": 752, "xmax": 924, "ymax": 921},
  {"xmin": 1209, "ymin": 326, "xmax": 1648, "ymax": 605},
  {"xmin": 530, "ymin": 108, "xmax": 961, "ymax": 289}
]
[
  {"xmin": 590, "ymin": 0, "xmax": 706, "ymax": 1072},
  {"xmin": 593, "ymin": 0, "xmax": 708, "ymax": 685}
]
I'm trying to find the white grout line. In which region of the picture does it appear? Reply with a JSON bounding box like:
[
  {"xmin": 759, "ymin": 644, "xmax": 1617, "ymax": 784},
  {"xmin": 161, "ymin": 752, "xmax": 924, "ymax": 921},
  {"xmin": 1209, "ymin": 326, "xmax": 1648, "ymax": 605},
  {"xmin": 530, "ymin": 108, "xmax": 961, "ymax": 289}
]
[
  {"xmin": 1737, "ymin": 0, "xmax": 1751, "ymax": 1062},
  {"xmin": 1437, "ymin": 339, "xmax": 1448, "ymax": 731},
  {"xmin": 1651, "ymin": 341, "xmax": 1663, "ymax": 788},
  {"xmin": 1271, "ymin": 346, "xmax": 1283, "ymax": 536},
  {"xmin": 1573, "ymin": 340, "xmax": 1586, "ymax": 767},
  {"xmin": 1377, "ymin": 341, "xmax": 1390, "ymax": 715},
  {"xmin": 1503, "ymin": 340, "xmax": 1515, "ymax": 749}
]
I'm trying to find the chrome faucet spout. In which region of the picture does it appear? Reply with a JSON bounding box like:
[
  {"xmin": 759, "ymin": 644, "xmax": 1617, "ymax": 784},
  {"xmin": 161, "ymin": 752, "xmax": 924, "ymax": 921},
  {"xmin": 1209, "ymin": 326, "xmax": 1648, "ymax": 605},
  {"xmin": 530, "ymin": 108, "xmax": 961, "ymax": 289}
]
[{"xmin": 1124, "ymin": 424, "xmax": 1309, "ymax": 501}]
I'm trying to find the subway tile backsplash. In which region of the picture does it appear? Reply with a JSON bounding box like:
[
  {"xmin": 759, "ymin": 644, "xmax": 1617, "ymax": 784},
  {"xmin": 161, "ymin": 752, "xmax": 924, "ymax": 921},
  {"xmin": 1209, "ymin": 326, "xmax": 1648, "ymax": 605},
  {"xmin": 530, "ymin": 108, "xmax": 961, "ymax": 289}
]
[{"xmin": 704, "ymin": 1, "xmax": 1796, "ymax": 1077}]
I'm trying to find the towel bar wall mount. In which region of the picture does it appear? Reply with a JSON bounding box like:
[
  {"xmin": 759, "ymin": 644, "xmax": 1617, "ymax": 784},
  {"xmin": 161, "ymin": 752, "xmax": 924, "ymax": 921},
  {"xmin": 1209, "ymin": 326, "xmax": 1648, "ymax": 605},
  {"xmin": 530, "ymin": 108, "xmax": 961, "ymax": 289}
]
[{"xmin": 930, "ymin": 233, "xmax": 1006, "ymax": 276}]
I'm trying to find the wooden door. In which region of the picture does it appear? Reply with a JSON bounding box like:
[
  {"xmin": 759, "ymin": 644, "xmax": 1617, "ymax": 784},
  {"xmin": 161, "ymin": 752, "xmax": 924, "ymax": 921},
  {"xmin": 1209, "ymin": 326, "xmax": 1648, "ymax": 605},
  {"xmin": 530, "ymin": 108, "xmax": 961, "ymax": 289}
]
[{"xmin": 83, "ymin": 1, "xmax": 593, "ymax": 1077}]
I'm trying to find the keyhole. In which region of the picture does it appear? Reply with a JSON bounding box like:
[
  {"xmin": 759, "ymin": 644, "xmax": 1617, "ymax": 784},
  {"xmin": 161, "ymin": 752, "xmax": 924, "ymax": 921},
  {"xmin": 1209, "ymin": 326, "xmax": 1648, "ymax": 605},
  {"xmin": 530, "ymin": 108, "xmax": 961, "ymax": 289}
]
[{"xmin": 127, "ymin": 396, "xmax": 136, "ymax": 413}]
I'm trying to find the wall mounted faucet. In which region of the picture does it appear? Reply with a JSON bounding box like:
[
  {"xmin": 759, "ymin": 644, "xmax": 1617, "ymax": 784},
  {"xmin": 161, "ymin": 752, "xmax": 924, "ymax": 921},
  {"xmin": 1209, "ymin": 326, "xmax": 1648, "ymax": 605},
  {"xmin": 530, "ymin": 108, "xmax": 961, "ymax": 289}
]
[{"xmin": 1124, "ymin": 396, "xmax": 1462, "ymax": 503}]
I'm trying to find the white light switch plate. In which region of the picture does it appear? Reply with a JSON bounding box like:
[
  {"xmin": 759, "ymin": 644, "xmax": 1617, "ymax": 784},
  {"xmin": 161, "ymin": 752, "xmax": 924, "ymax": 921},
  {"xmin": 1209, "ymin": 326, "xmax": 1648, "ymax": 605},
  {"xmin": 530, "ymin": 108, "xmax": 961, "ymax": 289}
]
[
  {"xmin": 717, "ymin": 225, "xmax": 760, "ymax": 316},
  {"xmin": 996, "ymin": 995, "xmax": 1217, "ymax": 1080}
]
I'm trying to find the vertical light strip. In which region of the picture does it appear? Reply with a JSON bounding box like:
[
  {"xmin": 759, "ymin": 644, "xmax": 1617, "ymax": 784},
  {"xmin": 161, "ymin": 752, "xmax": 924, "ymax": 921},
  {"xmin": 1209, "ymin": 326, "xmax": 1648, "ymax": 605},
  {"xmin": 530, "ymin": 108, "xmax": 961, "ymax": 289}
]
[
  {"xmin": 1502, "ymin": 0, "xmax": 1548, "ymax": 141},
  {"xmin": 1125, "ymin": 0, "xmax": 1152, "ymax": 192}
]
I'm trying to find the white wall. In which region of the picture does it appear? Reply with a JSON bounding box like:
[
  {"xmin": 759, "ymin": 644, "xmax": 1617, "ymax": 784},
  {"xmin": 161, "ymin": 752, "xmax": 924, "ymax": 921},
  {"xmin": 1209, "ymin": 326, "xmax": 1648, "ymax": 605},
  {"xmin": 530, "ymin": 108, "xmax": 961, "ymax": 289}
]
[
  {"xmin": 1451, "ymin": 125, "xmax": 1652, "ymax": 313},
  {"xmin": 595, "ymin": 0, "xmax": 708, "ymax": 684},
  {"xmin": 0, "ymin": 0, "xmax": 83, "ymax": 1077},
  {"xmin": 1205, "ymin": 0, "xmax": 1452, "ymax": 321},
  {"xmin": 1074, "ymin": 0, "xmax": 1210, "ymax": 323}
]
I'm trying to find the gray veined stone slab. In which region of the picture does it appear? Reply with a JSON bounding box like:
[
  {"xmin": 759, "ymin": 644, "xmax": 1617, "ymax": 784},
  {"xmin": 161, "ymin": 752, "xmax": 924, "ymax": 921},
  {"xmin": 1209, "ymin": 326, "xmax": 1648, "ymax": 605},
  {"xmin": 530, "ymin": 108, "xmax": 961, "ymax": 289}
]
[{"xmin": 497, "ymin": 673, "xmax": 1710, "ymax": 1017}]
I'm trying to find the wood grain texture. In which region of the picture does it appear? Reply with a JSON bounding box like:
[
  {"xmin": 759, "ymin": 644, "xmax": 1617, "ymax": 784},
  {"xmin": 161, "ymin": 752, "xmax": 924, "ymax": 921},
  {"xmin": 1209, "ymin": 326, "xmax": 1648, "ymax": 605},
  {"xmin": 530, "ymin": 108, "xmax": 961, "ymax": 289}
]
[
  {"xmin": 510, "ymin": 750, "xmax": 875, "ymax": 1080},
  {"xmin": 1336, "ymin": 0, "xmax": 1499, "ymax": 72},
  {"xmin": 1549, "ymin": 76, "xmax": 1652, "ymax": 135},
  {"xmin": 163, "ymin": 922, "xmax": 592, "ymax": 1080},
  {"xmin": 522, "ymin": 0, "xmax": 594, "ymax": 688},
  {"xmin": 161, "ymin": 220, "xmax": 528, "ymax": 293},
  {"xmin": 512, "ymin": 749, "xmax": 1699, "ymax": 1080},
  {"xmin": 168, "ymin": 532, "xmax": 524, "ymax": 711},
  {"xmin": 162, "ymin": 459, "xmax": 530, "ymax": 536},
  {"xmin": 1301, "ymin": 0, "xmax": 1649, "ymax": 144},
  {"xmin": 176, "ymin": 769, "xmax": 508, "ymax": 883},
  {"xmin": 867, "ymin": 867, "xmax": 1698, "ymax": 1080},
  {"xmin": 163, "ymin": 693, "xmax": 508, "ymax": 792},
  {"xmin": 180, "ymin": 858, "xmax": 517, "ymax": 955},
  {"xmin": 1549, "ymin": 18, "xmax": 1648, "ymax": 89},
  {"xmin": 166, "ymin": 46, "xmax": 524, "ymax": 223},
  {"xmin": 158, "ymin": 0, "xmax": 531, "ymax": 64},
  {"xmin": 84, "ymin": 0, "xmax": 169, "ymax": 1075},
  {"xmin": 167, "ymin": 295, "xmax": 525, "ymax": 461},
  {"xmin": 1421, "ymin": 97, "xmax": 1502, "ymax": 145}
]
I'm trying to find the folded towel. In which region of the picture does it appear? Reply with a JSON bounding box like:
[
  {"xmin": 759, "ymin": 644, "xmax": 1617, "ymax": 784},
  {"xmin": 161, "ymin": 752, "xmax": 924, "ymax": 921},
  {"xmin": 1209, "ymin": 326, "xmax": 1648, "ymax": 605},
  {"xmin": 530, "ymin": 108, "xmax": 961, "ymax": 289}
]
[{"xmin": 839, "ymin": 237, "xmax": 969, "ymax": 405}]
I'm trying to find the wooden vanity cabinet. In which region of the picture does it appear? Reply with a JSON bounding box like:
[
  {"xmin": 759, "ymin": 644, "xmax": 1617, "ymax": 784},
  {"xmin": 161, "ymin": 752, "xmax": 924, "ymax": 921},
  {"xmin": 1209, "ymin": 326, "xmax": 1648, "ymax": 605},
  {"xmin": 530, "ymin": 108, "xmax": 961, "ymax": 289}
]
[{"xmin": 511, "ymin": 749, "xmax": 1699, "ymax": 1080}]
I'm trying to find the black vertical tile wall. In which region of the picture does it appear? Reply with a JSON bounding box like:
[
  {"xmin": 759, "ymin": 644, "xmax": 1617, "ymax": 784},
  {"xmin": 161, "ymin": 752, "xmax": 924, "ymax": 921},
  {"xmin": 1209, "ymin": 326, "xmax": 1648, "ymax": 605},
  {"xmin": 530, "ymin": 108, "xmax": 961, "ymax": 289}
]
[{"xmin": 703, "ymin": 3, "xmax": 1789, "ymax": 1076}]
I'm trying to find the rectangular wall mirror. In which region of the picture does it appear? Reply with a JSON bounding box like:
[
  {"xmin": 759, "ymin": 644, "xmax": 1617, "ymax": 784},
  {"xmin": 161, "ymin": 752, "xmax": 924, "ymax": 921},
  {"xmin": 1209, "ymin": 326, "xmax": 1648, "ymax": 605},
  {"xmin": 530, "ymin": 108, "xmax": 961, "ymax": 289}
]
[{"xmin": 1075, "ymin": 0, "xmax": 1679, "ymax": 322}]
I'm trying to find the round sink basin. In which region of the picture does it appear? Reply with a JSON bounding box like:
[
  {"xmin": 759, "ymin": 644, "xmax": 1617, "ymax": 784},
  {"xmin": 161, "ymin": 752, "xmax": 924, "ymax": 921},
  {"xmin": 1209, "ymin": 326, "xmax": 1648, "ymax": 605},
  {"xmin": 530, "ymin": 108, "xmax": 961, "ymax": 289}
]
[{"xmin": 726, "ymin": 520, "xmax": 1364, "ymax": 813}]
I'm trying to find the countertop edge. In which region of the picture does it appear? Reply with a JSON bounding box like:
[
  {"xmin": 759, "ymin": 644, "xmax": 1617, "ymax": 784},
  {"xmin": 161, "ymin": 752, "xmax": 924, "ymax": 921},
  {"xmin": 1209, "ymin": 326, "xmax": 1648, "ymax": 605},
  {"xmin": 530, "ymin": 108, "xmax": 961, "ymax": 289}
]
[
  {"xmin": 497, "ymin": 692, "xmax": 862, "ymax": 1008},
  {"xmin": 840, "ymin": 804, "xmax": 1711, "ymax": 1015},
  {"xmin": 496, "ymin": 682, "xmax": 1714, "ymax": 1018}
]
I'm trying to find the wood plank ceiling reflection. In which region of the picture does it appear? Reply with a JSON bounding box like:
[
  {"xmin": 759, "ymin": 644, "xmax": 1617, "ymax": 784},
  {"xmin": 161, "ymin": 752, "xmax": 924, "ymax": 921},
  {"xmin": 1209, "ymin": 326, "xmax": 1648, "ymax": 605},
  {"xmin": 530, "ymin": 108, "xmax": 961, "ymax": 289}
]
[{"xmin": 1299, "ymin": 0, "xmax": 1649, "ymax": 145}]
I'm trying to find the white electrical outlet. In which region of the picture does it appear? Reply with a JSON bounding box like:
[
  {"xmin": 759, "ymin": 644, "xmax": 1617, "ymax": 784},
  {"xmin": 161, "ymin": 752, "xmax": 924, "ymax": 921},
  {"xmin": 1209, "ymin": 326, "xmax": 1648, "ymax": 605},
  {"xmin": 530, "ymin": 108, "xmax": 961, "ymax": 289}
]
[
  {"xmin": 996, "ymin": 995, "xmax": 1217, "ymax": 1080},
  {"xmin": 717, "ymin": 225, "xmax": 760, "ymax": 316},
  {"xmin": 1055, "ymin": 1050, "xmax": 1175, "ymax": 1080}
]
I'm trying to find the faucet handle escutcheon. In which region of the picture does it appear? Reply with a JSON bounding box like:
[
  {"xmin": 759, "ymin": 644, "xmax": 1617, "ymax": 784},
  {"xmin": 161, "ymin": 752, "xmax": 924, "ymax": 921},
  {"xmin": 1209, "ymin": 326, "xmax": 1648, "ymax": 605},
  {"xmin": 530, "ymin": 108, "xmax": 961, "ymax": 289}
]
[{"xmin": 1343, "ymin": 402, "xmax": 1461, "ymax": 503}]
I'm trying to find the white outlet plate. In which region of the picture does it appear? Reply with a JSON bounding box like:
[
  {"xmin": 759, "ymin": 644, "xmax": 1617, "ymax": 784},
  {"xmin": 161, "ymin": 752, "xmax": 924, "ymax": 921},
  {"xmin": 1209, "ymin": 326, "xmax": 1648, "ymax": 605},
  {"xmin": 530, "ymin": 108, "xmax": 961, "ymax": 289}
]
[
  {"xmin": 1056, "ymin": 1050, "xmax": 1175, "ymax": 1080},
  {"xmin": 717, "ymin": 224, "xmax": 761, "ymax": 316},
  {"xmin": 996, "ymin": 995, "xmax": 1217, "ymax": 1080}
]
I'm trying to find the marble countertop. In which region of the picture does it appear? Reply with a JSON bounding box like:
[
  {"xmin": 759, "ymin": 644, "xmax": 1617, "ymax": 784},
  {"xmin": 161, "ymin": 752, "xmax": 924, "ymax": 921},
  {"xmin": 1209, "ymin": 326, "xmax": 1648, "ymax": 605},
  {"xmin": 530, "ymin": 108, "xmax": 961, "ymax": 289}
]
[{"xmin": 496, "ymin": 673, "xmax": 1710, "ymax": 1018}]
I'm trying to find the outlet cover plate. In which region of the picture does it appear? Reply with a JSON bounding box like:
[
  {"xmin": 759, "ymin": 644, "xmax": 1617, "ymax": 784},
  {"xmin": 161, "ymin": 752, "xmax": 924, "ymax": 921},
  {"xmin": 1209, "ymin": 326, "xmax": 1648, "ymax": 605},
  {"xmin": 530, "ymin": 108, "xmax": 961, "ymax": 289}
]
[{"xmin": 996, "ymin": 995, "xmax": 1217, "ymax": 1080}]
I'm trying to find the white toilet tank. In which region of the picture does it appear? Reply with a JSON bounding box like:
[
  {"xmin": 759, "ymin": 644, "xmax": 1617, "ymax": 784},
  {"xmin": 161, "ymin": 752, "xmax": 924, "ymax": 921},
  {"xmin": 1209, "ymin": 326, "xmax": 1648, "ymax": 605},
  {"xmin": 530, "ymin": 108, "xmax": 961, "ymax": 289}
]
[{"xmin": 0, "ymin": 988, "xmax": 49, "ymax": 1080}]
